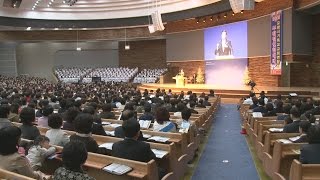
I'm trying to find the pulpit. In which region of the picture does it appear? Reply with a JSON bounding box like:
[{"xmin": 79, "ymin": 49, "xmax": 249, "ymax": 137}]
[{"xmin": 172, "ymin": 75, "xmax": 186, "ymax": 87}]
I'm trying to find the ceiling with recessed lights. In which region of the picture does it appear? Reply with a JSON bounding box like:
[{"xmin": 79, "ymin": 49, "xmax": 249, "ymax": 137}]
[{"xmin": 0, "ymin": 0, "xmax": 222, "ymax": 20}]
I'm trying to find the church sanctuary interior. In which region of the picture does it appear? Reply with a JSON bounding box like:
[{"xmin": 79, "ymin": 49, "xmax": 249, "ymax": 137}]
[{"xmin": 1, "ymin": 0, "xmax": 320, "ymax": 179}]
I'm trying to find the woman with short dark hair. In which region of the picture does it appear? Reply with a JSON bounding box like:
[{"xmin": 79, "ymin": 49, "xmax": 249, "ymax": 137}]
[
  {"xmin": 0, "ymin": 126, "xmax": 46, "ymax": 179},
  {"xmin": 46, "ymin": 113, "xmax": 69, "ymax": 146},
  {"xmin": 153, "ymin": 107, "xmax": 176, "ymax": 132},
  {"xmin": 69, "ymin": 113, "xmax": 107, "ymax": 154},
  {"xmin": 19, "ymin": 107, "xmax": 40, "ymax": 140},
  {"xmin": 62, "ymin": 107, "xmax": 80, "ymax": 131},
  {"xmin": 53, "ymin": 141, "xmax": 95, "ymax": 180}
]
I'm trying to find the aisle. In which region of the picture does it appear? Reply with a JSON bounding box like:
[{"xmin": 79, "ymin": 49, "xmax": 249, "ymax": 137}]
[{"xmin": 192, "ymin": 104, "xmax": 259, "ymax": 180}]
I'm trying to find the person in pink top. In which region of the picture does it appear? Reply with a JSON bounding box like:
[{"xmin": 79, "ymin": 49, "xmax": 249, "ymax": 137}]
[{"xmin": 37, "ymin": 106, "xmax": 53, "ymax": 128}]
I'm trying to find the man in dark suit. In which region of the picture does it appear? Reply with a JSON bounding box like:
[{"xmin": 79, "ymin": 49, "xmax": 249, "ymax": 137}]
[
  {"xmin": 311, "ymin": 100, "xmax": 320, "ymax": 115},
  {"xmin": 112, "ymin": 119, "xmax": 156, "ymax": 163},
  {"xmin": 115, "ymin": 110, "xmax": 143, "ymax": 140},
  {"xmin": 300, "ymin": 125, "xmax": 320, "ymax": 164},
  {"xmin": 214, "ymin": 30, "xmax": 233, "ymax": 57},
  {"xmin": 293, "ymin": 121, "xmax": 311, "ymax": 143},
  {"xmin": 139, "ymin": 104, "xmax": 154, "ymax": 122},
  {"xmin": 283, "ymin": 107, "xmax": 301, "ymax": 133},
  {"xmin": 203, "ymin": 96, "xmax": 211, "ymax": 106}
]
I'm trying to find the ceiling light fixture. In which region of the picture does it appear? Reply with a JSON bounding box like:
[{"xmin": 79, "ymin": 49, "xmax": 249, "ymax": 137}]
[
  {"xmin": 224, "ymin": 13, "xmax": 227, "ymax": 18},
  {"xmin": 203, "ymin": 18, "xmax": 206, "ymax": 23},
  {"xmin": 210, "ymin": 16, "xmax": 213, "ymax": 21},
  {"xmin": 64, "ymin": 0, "xmax": 78, "ymax": 6},
  {"xmin": 124, "ymin": 28, "xmax": 130, "ymax": 50},
  {"xmin": 26, "ymin": 27, "xmax": 31, "ymax": 31}
]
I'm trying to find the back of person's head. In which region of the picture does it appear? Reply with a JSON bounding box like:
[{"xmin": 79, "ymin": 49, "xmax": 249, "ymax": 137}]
[
  {"xmin": 276, "ymin": 94, "xmax": 282, "ymax": 100},
  {"xmin": 299, "ymin": 121, "xmax": 311, "ymax": 134},
  {"xmin": 88, "ymin": 102, "xmax": 98, "ymax": 111},
  {"xmin": 209, "ymin": 90, "xmax": 214, "ymax": 96},
  {"xmin": 20, "ymin": 107, "xmax": 35, "ymax": 125},
  {"xmin": 64, "ymin": 107, "xmax": 80, "ymax": 123},
  {"xmin": 266, "ymin": 103, "xmax": 274, "ymax": 112},
  {"xmin": 124, "ymin": 103, "xmax": 135, "ymax": 111},
  {"xmin": 34, "ymin": 135, "xmax": 50, "ymax": 146},
  {"xmin": 0, "ymin": 126, "xmax": 21, "ymax": 155},
  {"xmin": 121, "ymin": 110, "xmax": 135, "ymax": 121},
  {"xmin": 252, "ymin": 97, "xmax": 258, "ymax": 105},
  {"xmin": 39, "ymin": 99, "xmax": 49, "ymax": 108},
  {"xmin": 122, "ymin": 120, "xmax": 140, "ymax": 138},
  {"xmin": 102, "ymin": 103, "xmax": 112, "ymax": 112},
  {"xmin": 290, "ymin": 107, "xmax": 301, "ymax": 119},
  {"xmin": 62, "ymin": 141, "xmax": 87, "ymax": 171},
  {"xmin": 182, "ymin": 108, "xmax": 192, "ymax": 121},
  {"xmin": 42, "ymin": 105, "xmax": 54, "ymax": 117},
  {"xmin": 204, "ymin": 96, "xmax": 209, "ymax": 101},
  {"xmin": 156, "ymin": 107, "xmax": 170, "ymax": 124},
  {"xmin": 307, "ymin": 125, "xmax": 320, "ymax": 144},
  {"xmin": 313, "ymin": 100, "xmax": 320, "ymax": 107},
  {"xmin": 189, "ymin": 101, "xmax": 196, "ymax": 108},
  {"xmin": 82, "ymin": 106, "xmax": 95, "ymax": 115},
  {"xmin": 177, "ymin": 103, "xmax": 186, "ymax": 112},
  {"xmin": 48, "ymin": 113, "xmax": 63, "ymax": 129},
  {"xmin": 276, "ymin": 101, "xmax": 284, "ymax": 109},
  {"xmin": 284, "ymin": 116, "xmax": 293, "ymax": 125},
  {"xmin": 144, "ymin": 104, "xmax": 151, "ymax": 113},
  {"xmin": 74, "ymin": 113, "xmax": 93, "ymax": 134},
  {"xmin": 258, "ymin": 98, "xmax": 265, "ymax": 106},
  {"xmin": 10, "ymin": 103, "xmax": 19, "ymax": 114},
  {"xmin": 283, "ymin": 104, "xmax": 292, "ymax": 114},
  {"xmin": 0, "ymin": 105, "xmax": 10, "ymax": 118}
]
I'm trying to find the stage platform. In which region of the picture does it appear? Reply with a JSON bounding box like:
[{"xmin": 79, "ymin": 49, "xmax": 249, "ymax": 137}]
[{"xmin": 138, "ymin": 83, "xmax": 320, "ymax": 99}]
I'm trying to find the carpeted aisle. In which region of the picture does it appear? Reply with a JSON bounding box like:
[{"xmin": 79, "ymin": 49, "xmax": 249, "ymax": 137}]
[{"xmin": 192, "ymin": 104, "xmax": 259, "ymax": 180}]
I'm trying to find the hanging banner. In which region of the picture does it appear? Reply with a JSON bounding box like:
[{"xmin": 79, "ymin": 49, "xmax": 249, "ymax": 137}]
[{"xmin": 270, "ymin": 10, "xmax": 283, "ymax": 75}]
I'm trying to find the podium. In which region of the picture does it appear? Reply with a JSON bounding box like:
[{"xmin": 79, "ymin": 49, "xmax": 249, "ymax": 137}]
[{"xmin": 173, "ymin": 75, "xmax": 186, "ymax": 87}]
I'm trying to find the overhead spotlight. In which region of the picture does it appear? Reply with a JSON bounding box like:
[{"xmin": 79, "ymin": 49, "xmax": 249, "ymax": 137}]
[
  {"xmin": 26, "ymin": 27, "xmax": 31, "ymax": 31},
  {"xmin": 82, "ymin": 28, "xmax": 87, "ymax": 30},
  {"xmin": 125, "ymin": 44, "xmax": 130, "ymax": 50},
  {"xmin": 54, "ymin": 28, "xmax": 59, "ymax": 30},
  {"xmin": 232, "ymin": 13, "xmax": 235, "ymax": 16},
  {"xmin": 216, "ymin": 16, "xmax": 220, "ymax": 21},
  {"xmin": 241, "ymin": 10, "xmax": 244, "ymax": 14},
  {"xmin": 196, "ymin": 19, "xmax": 199, "ymax": 24},
  {"xmin": 68, "ymin": 28, "xmax": 73, "ymax": 30},
  {"xmin": 224, "ymin": 13, "xmax": 227, "ymax": 18},
  {"xmin": 210, "ymin": 16, "xmax": 213, "ymax": 21},
  {"xmin": 76, "ymin": 47, "xmax": 82, "ymax": 51},
  {"xmin": 203, "ymin": 18, "xmax": 206, "ymax": 23},
  {"xmin": 47, "ymin": 4, "xmax": 50, "ymax": 7}
]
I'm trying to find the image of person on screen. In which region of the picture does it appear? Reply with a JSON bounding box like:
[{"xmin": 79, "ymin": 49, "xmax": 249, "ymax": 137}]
[{"xmin": 214, "ymin": 30, "xmax": 234, "ymax": 59}]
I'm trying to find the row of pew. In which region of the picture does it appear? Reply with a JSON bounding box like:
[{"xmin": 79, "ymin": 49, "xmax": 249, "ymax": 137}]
[
  {"xmin": 239, "ymin": 103, "xmax": 320, "ymax": 180},
  {"xmin": 1, "ymin": 96, "xmax": 221, "ymax": 180}
]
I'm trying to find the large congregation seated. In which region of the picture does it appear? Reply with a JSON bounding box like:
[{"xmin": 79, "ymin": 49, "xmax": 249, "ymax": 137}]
[
  {"xmin": 0, "ymin": 75, "xmax": 215, "ymax": 180},
  {"xmin": 133, "ymin": 68, "xmax": 167, "ymax": 83},
  {"xmin": 241, "ymin": 91, "xmax": 320, "ymax": 178}
]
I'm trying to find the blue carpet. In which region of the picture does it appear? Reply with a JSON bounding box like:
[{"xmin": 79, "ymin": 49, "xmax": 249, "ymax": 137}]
[{"xmin": 192, "ymin": 104, "xmax": 259, "ymax": 180}]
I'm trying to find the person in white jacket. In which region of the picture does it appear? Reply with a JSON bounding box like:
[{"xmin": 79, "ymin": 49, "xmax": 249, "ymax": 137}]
[
  {"xmin": 26, "ymin": 135, "xmax": 56, "ymax": 171},
  {"xmin": 45, "ymin": 113, "xmax": 69, "ymax": 146}
]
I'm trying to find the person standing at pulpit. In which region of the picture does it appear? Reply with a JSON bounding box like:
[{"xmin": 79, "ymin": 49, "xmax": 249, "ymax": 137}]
[{"xmin": 180, "ymin": 69, "xmax": 184, "ymax": 77}]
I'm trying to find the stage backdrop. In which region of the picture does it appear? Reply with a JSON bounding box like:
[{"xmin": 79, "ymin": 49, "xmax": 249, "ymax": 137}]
[{"xmin": 204, "ymin": 21, "xmax": 248, "ymax": 86}]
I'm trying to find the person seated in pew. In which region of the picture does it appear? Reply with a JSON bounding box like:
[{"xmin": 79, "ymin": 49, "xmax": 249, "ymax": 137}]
[
  {"xmin": 249, "ymin": 97, "xmax": 259, "ymax": 109},
  {"xmin": 0, "ymin": 126, "xmax": 48, "ymax": 180},
  {"xmin": 203, "ymin": 96, "xmax": 212, "ymax": 106},
  {"xmin": 283, "ymin": 107, "xmax": 301, "ymax": 133},
  {"xmin": 8, "ymin": 103, "xmax": 20, "ymax": 123},
  {"xmin": 82, "ymin": 106, "xmax": 107, "ymax": 136},
  {"xmin": 300, "ymin": 125, "xmax": 320, "ymax": 164},
  {"xmin": 189, "ymin": 101, "xmax": 199, "ymax": 114},
  {"xmin": 26, "ymin": 135, "xmax": 56, "ymax": 171},
  {"xmin": 99, "ymin": 103, "xmax": 115, "ymax": 119},
  {"xmin": 19, "ymin": 107, "xmax": 40, "ymax": 140},
  {"xmin": 62, "ymin": 107, "xmax": 80, "ymax": 131},
  {"xmin": 53, "ymin": 141, "xmax": 95, "ymax": 180},
  {"xmin": 153, "ymin": 107, "xmax": 177, "ymax": 132},
  {"xmin": 168, "ymin": 99, "xmax": 178, "ymax": 112},
  {"xmin": 277, "ymin": 104, "xmax": 292, "ymax": 120},
  {"xmin": 112, "ymin": 120, "xmax": 156, "ymax": 162},
  {"xmin": 115, "ymin": 110, "xmax": 144, "ymax": 140},
  {"xmin": 38, "ymin": 105, "xmax": 54, "ymax": 128},
  {"xmin": 253, "ymin": 98, "xmax": 267, "ymax": 114},
  {"xmin": 69, "ymin": 113, "xmax": 108, "ymax": 155},
  {"xmin": 293, "ymin": 121, "xmax": 311, "ymax": 143},
  {"xmin": 196, "ymin": 99, "xmax": 206, "ymax": 108},
  {"xmin": 0, "ymin": 104, "xmax": 12, "ymax": 129},
  {"xmin": 139, "ymin": 104, "xmax": 154, "ymax": 122},
  {"xmin": 243, "ymin": 92, "xmax": 255, "ymax": 105},
  {"xmin": 173, "ymin": 103, "xmax": 186, "ymax": 117},
  {"xmin": 274, "ymin": 101, "xmax": 284, "ymax": 114},
  {"xmin": 46, "ymin": 113, "xmax": 69, "ymax": 146},
  {"xmin": 36, "ymin": 99, "xmax": 49, "ymax": 118},
  {"xmin": 311, "ymin": 100, "xmax": 320, "ymax": 115},
  {"xmin": 178, "ymin": 108, "xmax": 192, "ymax": 133},
  {"xmin": 263, "ymin": 103, "xmax": 277, "ymax": 117}
]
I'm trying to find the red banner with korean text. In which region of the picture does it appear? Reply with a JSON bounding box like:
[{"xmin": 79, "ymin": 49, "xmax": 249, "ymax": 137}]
[{"xmin": 270, "ymin": 10, "xmax": 283, "ymax": 75}]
